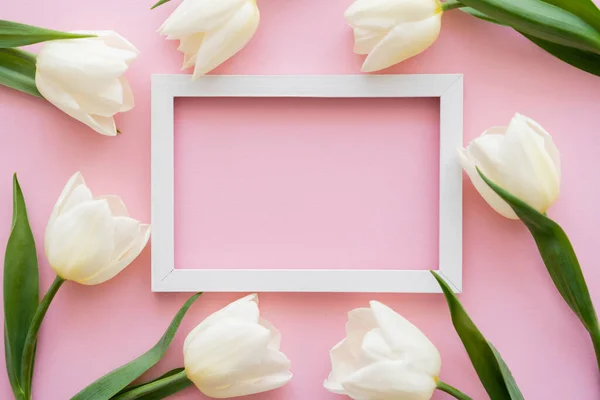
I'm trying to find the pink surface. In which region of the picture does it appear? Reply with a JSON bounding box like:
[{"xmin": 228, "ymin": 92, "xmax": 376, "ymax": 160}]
[
  {"xmin": 1, "ymin": 0, "xmax": 600, "ymax": 399},
  {"xmin": 175, "ymin": 97, "xmax": 439, "ymax": 270}
]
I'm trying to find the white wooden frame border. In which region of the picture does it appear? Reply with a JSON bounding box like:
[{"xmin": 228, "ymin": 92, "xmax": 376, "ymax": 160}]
[{"xmin": 151, "ymin": 74, "xmax": 463, "ymax": 293}]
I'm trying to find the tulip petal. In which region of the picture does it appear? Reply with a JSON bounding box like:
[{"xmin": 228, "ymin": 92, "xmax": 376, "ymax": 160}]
[
  {"xmin": 324, "ymin": 339, "xmax": 360, "ymax": 394},
  {"xmin": 184, "ymin": 294, "xmax": 260, "ymax": 351},
  {"xmin": 192, "ymin": 2, "xmax": 259, "ymax": 77},
  {"xmin": 72, "ymin": 79, "xmax": 127, "ymax": 117},
  {"xmin": 353, "ymin": 28, "xmax": 385, "ymax": 55},
  {"xmin": 36, "ymin": 70, "xmax": 119, "ymax": 136},
  {"xmin": 496, "ymin": 116, "xmax": 560, "ymax": 214},
  {"xmin": 119, "ymin": 78, "xmax": 135, "ymax": 112},
  {"xmin": 45, "ymin": 171, "xmax": 87, "ymax": 254},
  {"xmin": 342, "ymin": 360, "xmax": 437, "ymax": 400},
  {"xmin": 369, "ymin": 301, "xmax": 441, "ymax": 377},
  {"xmin": 81, "ymin": 223, "xmax": 150, "ymax": 285},
  {"xmin": 37, "ymin": 40, "xmax": 129, "ymax": 92},
  {"xmin": 259, "ymin": 317, "xmax": 282, "ymax": 349},
  {"xmin": 346, "ymin": 307, "xmax": 377, "ymax": 360},
  {"xmin": 46, "ymin": 199, "xmax": 115, "ymax": 282},
  {"xmin": 361, "ymin": 14, "xmax": 441, "ymax": 72},
  {"xmin": 179, "ymin": 33, "xmax": 205, "ymax": 69},
  {"xmin": 458, "ymin": 147, "xmax": 518, "ymax": 219},
  {"xmin": 159, "ymin": 0, "xmax": 247, "ymax": 37},
  {"xmin": 184, "ymin": 320, "xmax": 272, "ymax": 384},
  {"xmin": 96, "ymin": 195, "xmax": 129, "ymax": 217},
  {"xmin": 514, "ymin": 113, "xmax": 561, "ymax": 181},
  {"xmin": 203, "ymin": 371, "xmax": 292, "ymax": 398},
  {"xmin": 360, "ymin": 329, "xmax": 394, "ymax": 363},
  {"xmin": 345, "ymin": 0, "xmax": 440, "ymax": 29}
]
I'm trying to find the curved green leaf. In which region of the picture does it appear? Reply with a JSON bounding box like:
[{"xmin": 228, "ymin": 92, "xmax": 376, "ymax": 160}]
[
  {"xmin": 0, "ymin": 20, "xmax": 94, "ymax": 48},
  {"xmin": 72, "ymin": 293, "xmax": 202, "ymax": 400},
  {"xmin": 112, "ymin": 368, "xmax": 191, "ymax": 400},
  {"xmin": 477, "ymin": 170, "xmax": 600, "ymax": 342},
  {"xmin": 456, "ymin": 0, "xmax": 600, "ymax": 54},
  {"xmin": 4, "ymin": 174, "xmax": 39, "ymax": 399},
  {"xmin": 523, "ymin": 33, "xmax": 600, "ymax": 77},
  {"xmin": 0, "ymin": 48, "xmax": 41, "ymax": 98},
  {"xmin": 538, "ymin": 0, "xmax": 600, "ymax": 33},
  {"xmin": 460, "ymin": 9, "xmax": 600, "ymax": 77},
  {"xmin": 432, "ymin": 272, "xmax": 524, "ymax": 400}
]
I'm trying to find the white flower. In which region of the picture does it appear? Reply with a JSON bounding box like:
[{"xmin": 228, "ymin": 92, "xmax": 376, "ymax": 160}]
[
  {"xmin": 345, "ymin": 0, "xmax": 443, "ymax": 72},
  {"xmin": 159, "ymin": 0, "xmax": 260, "ymax": 78},
  {"xmin": 35, "ymin": 31, "xmax": 139, "ymax": 136},
  {"xmin": 459, "ymin": 113, "xmax": 561, "ymax": 219},
  {"xmin": 324, "ymin": 301, "xmax": 441, "ymax": 400},
  {"xmin": 183, "ymin": 294, "xmax": 292, "ymax": 398},
  {"xmin": 45, "ymin": 172, "xmax": 150, "ymax": 285}
]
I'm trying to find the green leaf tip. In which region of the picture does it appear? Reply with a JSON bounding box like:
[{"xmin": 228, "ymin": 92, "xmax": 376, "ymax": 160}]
[
  {"xmin": 4, "ymin": 173, "xmax": 39, "ymax": 399},
  {"xmin": 0, "ymin": 20, "xmax": 95, "ymax": 48},
  {"xmin": 150, "ymin": 0, "xmax": 172, "ymax": 10},
  {"xmin": 432, "ymin": 271, "xmax": 524, "ymax": 400}
]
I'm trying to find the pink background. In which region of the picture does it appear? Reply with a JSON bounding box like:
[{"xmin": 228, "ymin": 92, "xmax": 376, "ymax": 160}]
[
  {"xmin": 175, "ymin": 97, "xmax": 439, "ymax": 270},
  {"xmin": 2, "ymin": 0, "xmax": 600, "ymax": 399}
]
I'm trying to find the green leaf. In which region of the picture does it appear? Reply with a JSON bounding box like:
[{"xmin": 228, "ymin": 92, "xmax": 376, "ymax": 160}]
[
  {"xmin": 3, "ymin": 174, "xmax": 39, "ymax": 399},
  {"xmin": 537, "ymin": 0, "xmax": 600, "ymax": 33},
  {"xmin": 456, "ymin": 0, "xmax": 600, "ymax": 54},
  {"xmin": 72, "ymin": 293, "xmax": 202, "ymax": 400},
  {"xmin": 522, "ymin": 33, "xmax": 600, "ymax": 77},
  {"xmin": 461, "ymin": 7, "xmax": 506, "ymax": 25},
  {"xmin": 461, "ymin": 8, "xmax": 600, "ymax": 77},
  {"xmin": 476, "ymin": 170, "xmax": 600, "ymax": 336},
  {"xmin": 150, "ymin": 0, "xmax": 172, "ymax": 10},
  {"xmin": 0, "ymin": 48, "xmax": 42, "ymax": 98},
  {"xmin": 432, "ymin": 272, "xmax": 524, "ymax": 400},
  {"xmin": 112, "ymin": 369, "xmax": 192, "ymax": 400},
  {"xmin": 0, "ymin": 20, "xmax": 95, "ymax": 48}
]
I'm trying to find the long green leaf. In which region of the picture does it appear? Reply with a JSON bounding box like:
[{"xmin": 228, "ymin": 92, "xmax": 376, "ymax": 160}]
[
  {"xmin": 72, "ymin": 293, "xmax": 202, "ymax": 400},
  {"xmin": 432, "ymin": 272, "xmax": 524, "ymax": 400},
  {"xmin": 0, "ymin": 20, "xmax": 94, "ymax": 48},
  {"xmin": 0, "ymin": 48, "xmax": 41, "ymax": 98},
  {"xmin": 3, "ymin": 174, "xmax": 39, "ymax": 399},
  {"xmin": 150, "ymin": 0, "xmax": 172, "ymax": 10},
  {"xmin": 456, "ymin": 0, "xmax": 600, "ymax": 54},
  {"xmin": 523, "ymin": 34, "xmax": 600, "ymax": 77},
  {"xmin": 112, "ymin": 368, "xmax": 192, "ymax": 400},
  {"xmin": 538, "ymin": 0, "xmax": 600, "ymax": 33},
  {"xmin": 461, "ymin": 9, "xmax": 600, "ymax": 77},
  {"xmin": 477, "ymin": 170, "xmax": 600, "ymax": 336}
]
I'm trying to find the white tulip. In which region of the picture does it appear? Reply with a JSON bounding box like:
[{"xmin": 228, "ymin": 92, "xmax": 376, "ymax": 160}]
[
  {"xmin": 458, "ymin": 113, "xmax": 561, "ymax": 219},
  {"xmin": 159, "ymin": 0, "xmax": 260, "ymax": 78},
  {"xmin": 324, "ymin": 301, "xmax": 441, "ymax": 400},
  {"xmin": 183, "ymin": 294, "xmax": 292, "ymax": 398},
  {"xmin": 45, "ymin": 172, "xmax": 150, "ymax": 285},
  {"xmin": 35, "ymin": 31, "xmax": 139, "ymax": 136},
  {"xmin": 345, "ymin": 0, "xmax": 443, "ymax": 72}
]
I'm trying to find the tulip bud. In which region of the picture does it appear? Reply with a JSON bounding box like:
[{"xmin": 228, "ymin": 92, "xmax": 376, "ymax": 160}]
[
  {"xmin": 324, "ymin": 301, "xmax": 441, "ymax": 400},
  {"xmin": 45, "ymin": 172, "xmax": 151, "ymax": 285},
  {"xmin": 159, "ymin": 0, "xmax": 260, "ymax": 78},
  {"xmin": 345, "ymin": 0, "xmax": 443, "ymax": 72},
  {"xmin": 459, "ymin": 113, "xmax": 561, "ymax": 219},
  {"xmin": 35, "ymin": 31, "xmax": 139, "ymax": 136},
  {"xmin": 183, "ymin": 294, "xmax": 292, "ymax": 398}
]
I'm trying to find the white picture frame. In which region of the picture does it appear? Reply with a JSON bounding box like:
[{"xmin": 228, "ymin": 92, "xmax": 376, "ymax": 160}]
[{"xmin": 151, "ymin": 74, "xmax": 463, "ymax": 293}]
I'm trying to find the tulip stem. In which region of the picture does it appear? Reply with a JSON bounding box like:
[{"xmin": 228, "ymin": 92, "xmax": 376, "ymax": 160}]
[
  {"xmin": 19, "ymin": 275, "xmax": 65, "ymax": 399},
  {"xmin": 441, "ymin": 0, "xmax": 464, "ymax": 11},
  {"xmin": 111, "ymin": 369, "xmax": 191, "ymax": 400},
  {"xmin": 437, "ymin": 380, "xmax": 472, "ymax": 400}
]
